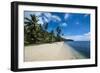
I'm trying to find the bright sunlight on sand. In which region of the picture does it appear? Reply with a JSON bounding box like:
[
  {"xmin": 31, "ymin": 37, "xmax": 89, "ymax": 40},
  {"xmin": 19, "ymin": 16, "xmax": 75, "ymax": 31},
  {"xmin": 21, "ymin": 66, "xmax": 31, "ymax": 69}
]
[{"xmin": 24, "ymin": 42, "xmax": 85, "ymax": 62}]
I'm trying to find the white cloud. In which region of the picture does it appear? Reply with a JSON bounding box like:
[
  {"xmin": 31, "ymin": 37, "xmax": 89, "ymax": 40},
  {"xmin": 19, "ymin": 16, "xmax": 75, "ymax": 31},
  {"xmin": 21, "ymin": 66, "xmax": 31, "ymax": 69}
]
[
  {"xmin": 35, "ymin": 12, "xmax": 61, "ymax": 24},
  {"xmin": 43, "ymin": 13, "xmax": 52, "ymax": 22},
  {"xmin": 44, "ymin": 13, "xmax": 52, "ymax": 18},
  {"xmin": 35, "ymin": 12, "xmax": 50, "ymax": 24},
  {"xmin": 35, "ymin": 12, "xmax": 42, "ymax": 16},
  {"xmin": 64, "ymin": 14, "xmax": 70, "ymax": 20},
  {"xmin": 43, "ymin": 13, "xmax": 61, "ymax": 22},
  {"xmin": 60, "ymin": 23, "xmax": 67, "ymax": 27},
  {"xmin": 84, "ymin": 14, "xmax": 89, "ymax": 17},
  {"xmin": 38, "ymin": 17, "xmax": 44, "ymax": 25},
  {"xmin": 25, "ymin": 12, "xmax": 62, "ymax": 25},
  {"xmin": 43, "ymin": 16, "xmax": 49, "ymax": 23},
  {"xmin": 62, "ymin": 32, "xmax": 90, "ymax": 41},
  {"xmin": 51, "ymin": 15, "xmax": 61, "ymax": 22},
  {"xmin": 84, "ymin": 32, "xmax": 90, "ymax": 36}
]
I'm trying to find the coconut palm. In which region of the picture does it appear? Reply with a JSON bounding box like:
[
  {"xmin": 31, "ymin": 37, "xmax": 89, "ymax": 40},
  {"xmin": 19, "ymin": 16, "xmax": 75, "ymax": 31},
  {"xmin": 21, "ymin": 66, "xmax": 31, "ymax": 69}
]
[
  {"xmin": 24, "ymin": 14, "xmax": 64, "ymax": 45},
  {"xmin": 56, "ymin": 26, "xmax": 62, "ymax": 41},
  {"xmin": 24, "ymin": 14, "xmax": 41, "ymax": 44}
]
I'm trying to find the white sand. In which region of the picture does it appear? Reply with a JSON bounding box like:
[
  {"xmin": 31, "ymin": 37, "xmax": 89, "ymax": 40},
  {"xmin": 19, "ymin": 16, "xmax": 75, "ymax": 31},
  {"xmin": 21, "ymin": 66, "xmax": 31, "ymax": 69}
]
[{"xmin": 24, "ymin": 42, "xmax": 85, "ymax": 62}]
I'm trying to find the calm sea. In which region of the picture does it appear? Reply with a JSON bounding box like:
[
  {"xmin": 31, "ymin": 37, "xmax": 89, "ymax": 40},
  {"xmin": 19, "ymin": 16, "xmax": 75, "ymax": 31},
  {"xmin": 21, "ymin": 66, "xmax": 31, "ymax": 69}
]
[{"xmin": 65, "ymin": 41, "xmax": 90, "ymax": 58}]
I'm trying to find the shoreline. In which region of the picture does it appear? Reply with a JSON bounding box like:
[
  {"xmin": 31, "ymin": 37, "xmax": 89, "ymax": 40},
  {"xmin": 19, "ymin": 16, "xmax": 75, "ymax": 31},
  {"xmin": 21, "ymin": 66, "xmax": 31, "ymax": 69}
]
[
  {"xmin": 25, "ymin": 41, "xmax": 64, "ymax": 46},
  {"xmin": 24, "ymin": 41, "xmax": 85, "ymax": 62}
]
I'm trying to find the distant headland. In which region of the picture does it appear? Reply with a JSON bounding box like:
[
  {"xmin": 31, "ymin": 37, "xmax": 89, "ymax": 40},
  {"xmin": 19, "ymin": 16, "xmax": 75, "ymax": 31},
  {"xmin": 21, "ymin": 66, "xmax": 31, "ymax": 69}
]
[{"xmin": 62, "ymin": 38, "xmax": 74, "ymax": 41}]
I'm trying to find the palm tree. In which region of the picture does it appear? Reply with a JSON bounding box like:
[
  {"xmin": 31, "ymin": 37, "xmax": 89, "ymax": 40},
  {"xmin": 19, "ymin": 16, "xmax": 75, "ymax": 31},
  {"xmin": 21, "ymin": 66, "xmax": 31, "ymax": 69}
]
[
  {"xmin": 50, "ymin": 30, "xmax": 55, "ymax": 42},
  {"xmin": 24, "ymin": 14, "xmax": 40, "ymax": 44},
  {"xmin": 24, "ymin": 14, "xmax": 63, "ymax": 45},
  {"xmin": 42, "ymin": 22, "xmax": 48, "ymax": 30},
  {"xmin": 56, "ymin": 26, "xmax": 62, "ymax": 41},
  {"xmin": 56, "ymin": 26, "xmax": 61, "ymax": 36}
]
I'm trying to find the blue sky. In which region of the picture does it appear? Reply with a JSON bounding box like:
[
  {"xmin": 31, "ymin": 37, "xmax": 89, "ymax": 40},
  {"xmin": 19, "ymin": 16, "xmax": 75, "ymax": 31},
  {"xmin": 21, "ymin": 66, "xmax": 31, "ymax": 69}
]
[{"xmin": 24, "ymin": 11, "xmax": 90, "ymax": 41}]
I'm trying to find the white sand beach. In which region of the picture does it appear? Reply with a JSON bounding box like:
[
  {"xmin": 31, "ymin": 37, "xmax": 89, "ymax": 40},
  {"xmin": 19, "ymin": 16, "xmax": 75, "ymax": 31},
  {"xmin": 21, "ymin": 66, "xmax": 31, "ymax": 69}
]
[{"xmin": 24, "ymin": 42, "xmax": 85, "ymax": 62}]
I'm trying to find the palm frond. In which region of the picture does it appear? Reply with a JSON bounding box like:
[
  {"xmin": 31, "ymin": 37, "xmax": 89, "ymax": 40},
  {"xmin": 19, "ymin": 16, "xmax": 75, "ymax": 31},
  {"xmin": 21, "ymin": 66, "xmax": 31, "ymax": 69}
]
[{"xmin": 24, "ymin": 17, "xmax": 32, "ymax": 23}]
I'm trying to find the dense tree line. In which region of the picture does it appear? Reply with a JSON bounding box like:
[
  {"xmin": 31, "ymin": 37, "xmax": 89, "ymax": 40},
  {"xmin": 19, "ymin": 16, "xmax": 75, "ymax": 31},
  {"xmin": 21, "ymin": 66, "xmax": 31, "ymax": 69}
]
[{"xmin": 24, "ymin": 14, "xmax": 64, "ymax": 45}]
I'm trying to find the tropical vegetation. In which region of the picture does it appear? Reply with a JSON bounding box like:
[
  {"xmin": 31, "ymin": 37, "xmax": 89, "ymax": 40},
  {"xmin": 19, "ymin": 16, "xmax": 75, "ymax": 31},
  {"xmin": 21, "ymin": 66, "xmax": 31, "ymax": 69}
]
[{"xmin": 24, "ymin": 14, "xmax": 64, "ymax": 45}]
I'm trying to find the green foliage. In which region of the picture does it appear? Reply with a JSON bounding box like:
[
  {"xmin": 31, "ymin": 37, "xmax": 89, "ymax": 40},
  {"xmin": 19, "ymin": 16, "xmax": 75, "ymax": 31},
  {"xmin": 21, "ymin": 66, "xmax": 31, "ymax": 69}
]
[{"xmin": 24, "ymin": 14, "xmax": 64, "ymax": 46}]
